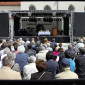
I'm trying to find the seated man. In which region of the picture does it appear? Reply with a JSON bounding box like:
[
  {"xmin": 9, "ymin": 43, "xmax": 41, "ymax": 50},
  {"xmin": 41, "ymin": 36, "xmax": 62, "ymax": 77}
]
[
  {"xmin": 65, "ymin": 44, "xmax": 76, "ymax": 60},
  {"xmin": 0, "ymin": 56, "xmax": 22, "ymax": 80},
  {"xmin": 75, "ymin": 47, "xmax": 85, "ymax": 79},
  {"xmin": 23, "ymin": 56, "xmax": 38, "ymax": 80},
  {"xmin": 55, "ymin": 58, "xmax": 78, "ymax": 79}
]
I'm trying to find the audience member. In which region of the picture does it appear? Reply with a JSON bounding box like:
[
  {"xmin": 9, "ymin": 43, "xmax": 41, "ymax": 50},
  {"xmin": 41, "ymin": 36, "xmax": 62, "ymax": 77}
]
[
  {"xmin": 45, "ymin": 51, "xmax": 59, "ymax": 79},
  {"xmin": 36, "ymin": 37, "xmax": 41, "ymax": 45},
  {"xmin": 65, "ymin": 51, "xmax": 75, "ymax": 72},
  {"xmin": 55, "ymin": 58, "xmax": 78, "ymax": 79},
  {"xmin": 75, "ymin": 38, "xmax": 84, "ymax": 54},
  {"xmin": 31, "ymin": 38, "xmax": 36, "ymax": 48},
  {"xmin": 15, "ymin": 45, "xmax": 29, "ymax": 78},
  {"xmin": 65, "ymin": 44, "xmax": 76, "ymax": 60},
  {"xmin": 58, "ymin": 43, "xmax": 63, "ymax": 48},
  {"xmin": 8, "ymin": 39, "xmax": 15, "ymax": 52},
  {"xmin": 0, "ymin": 39, "xmax": 6, "ymax": 48},
  {"xmin": 7, "ymin": 52, "xmax": 20, "ymax": 72},
  {"xmin": 31, "ymin": 59, "xmax": 52, "ymax": 80},
  {"xmin": 58, "ymin": 48, "xmax": 65, "ymax": 72},
  {"xmin": 50, "ymin": 42, "xmax": 57, "ymax": 51},
  {"xmin": 0, "ymin": 47, "xmax": 11, "ymax": 68},
  {"xmin": 46, "ymin": 43, "xmax": 53, "ymax": 52},
  {"xmin": 0, "ymin": 42, "xmax": 8, "ymax": 58},
  {"xmin": 19, "ymin": 38, "xmax": 25, "ymax": 46},
  {"xmin": 51, "ymin": 38, "xmax": 57, "ymax": 46},
  {"xmin": 36, "ymin": 46, "xmax": 48, "ymax": 61},
  {"xmin": 13, "ymin": 42, "xmax": 19, "ymax": 54},
  {"xmin": 26, "ymin": 44, "xmax": 36, "ymax": 57},
  {"xmin": 53, "ymin": 47, "xmax": 59, "ymax": 61},
  {"xmin": 33, "ymin": 42, "xmax": 41, "ymax": 53},
  {"xmin": 23, "ymin": 56, "xmax": 38, "ymax": 80},
  {"xmin": 0, "ymin": 56, "xmax": 22, "ymax": 80},
  {"xmin": 75, "ymin": 47, "xmax": 85, "ymax": 78}
]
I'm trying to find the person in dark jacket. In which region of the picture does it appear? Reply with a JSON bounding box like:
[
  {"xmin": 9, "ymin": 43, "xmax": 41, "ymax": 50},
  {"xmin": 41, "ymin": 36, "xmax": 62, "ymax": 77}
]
[
  {"xmin": 31, "ymin": 59, "xmax": 52, "ymax": 80},
  {"xmin": 58, "ymin": 48, "xmax": 65, "ymax": 72},
  {"xmin": 26, "ymin": 44, "xmax": 36, "ymax": 57},
  {"xmin": 45, "ymin": 51, "xmax": 59, "ymax": 79},
  {"xmin": 65, "ymin": 51, "xmax": 75, "ymax": 72},
  {"xmin": 65, "ymin": 44, "xmax": 76, "ymax": 60},
  {"xmin": 75, "ymin": 47, "xmax": 85, "ymax": 78}
]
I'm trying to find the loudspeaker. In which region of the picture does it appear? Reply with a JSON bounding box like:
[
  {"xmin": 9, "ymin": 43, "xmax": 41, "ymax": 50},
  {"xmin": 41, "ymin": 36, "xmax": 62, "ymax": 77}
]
[
  {"xmin": 0, "ymin": 13, "xmax": 9, "ymax": 37},
  {"xmin": 73, "ymin": 12, "xmax": 85, "ymax": 37}
]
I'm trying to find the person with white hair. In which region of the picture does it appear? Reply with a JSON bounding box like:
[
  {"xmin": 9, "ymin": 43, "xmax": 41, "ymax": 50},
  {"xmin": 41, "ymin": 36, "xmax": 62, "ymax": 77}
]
[
  {"xmin": 23, "ymin": 56, "xmax": 38, "ymax": 80},
  {"xmin": 36, "ymin": 46, "xmax": 48, "ymax": 61},
  {"xmin": 15, "ymin": 45, "xmax": 29, "ymax": 78},
  {"xmin": 0, "ymin": 47, "xmax": 11, "ymax": 68},
  {"xmin": 46, "ymin": 43, "xmax": 53, "ymax": 52}
]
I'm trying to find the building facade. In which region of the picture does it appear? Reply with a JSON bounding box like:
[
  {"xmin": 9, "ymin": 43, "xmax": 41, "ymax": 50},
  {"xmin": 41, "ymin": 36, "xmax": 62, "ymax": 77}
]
[
  {"xmin": 0, "ymin": 2, "xmax": 21, "ymax": 12},
  {"xmin": 21, "ymin": 1, "xmax": 85, "ymax": 12}
]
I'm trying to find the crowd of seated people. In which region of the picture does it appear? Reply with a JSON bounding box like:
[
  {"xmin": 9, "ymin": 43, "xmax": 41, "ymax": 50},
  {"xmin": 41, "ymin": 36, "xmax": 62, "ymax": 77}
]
[{"xmin": 0, "ymin": 36, "xmax": 85, "ymax": 80}]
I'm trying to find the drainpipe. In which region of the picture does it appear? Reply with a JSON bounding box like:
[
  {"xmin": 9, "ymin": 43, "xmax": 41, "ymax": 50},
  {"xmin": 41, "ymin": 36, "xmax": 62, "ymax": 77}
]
[
  {"xmin": 57, "ymin": 1, "xmax": 58, "ymax": 10},
  {"xmin": 56, "ymin": 1, "xmax": 58, "ymax": 32}
]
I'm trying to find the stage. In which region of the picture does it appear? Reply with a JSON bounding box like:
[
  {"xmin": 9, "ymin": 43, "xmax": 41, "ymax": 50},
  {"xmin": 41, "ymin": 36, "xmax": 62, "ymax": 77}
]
[{"xmin": 13, "ymin": 35, "xmax": 70, "ymax": 43}]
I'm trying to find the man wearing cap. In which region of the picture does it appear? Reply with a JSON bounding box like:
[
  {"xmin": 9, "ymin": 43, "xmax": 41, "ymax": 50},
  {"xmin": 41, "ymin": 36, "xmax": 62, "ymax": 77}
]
[{"xmin": 55, "ymin": 58, "xmax": 78, "ymax": 79}]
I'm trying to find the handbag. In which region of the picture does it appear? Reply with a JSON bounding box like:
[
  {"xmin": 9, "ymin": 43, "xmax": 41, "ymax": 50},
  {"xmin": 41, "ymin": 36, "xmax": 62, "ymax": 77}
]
[{"xmin": 38, "ymin": 72, "xmax": 45, "ymax": 80}]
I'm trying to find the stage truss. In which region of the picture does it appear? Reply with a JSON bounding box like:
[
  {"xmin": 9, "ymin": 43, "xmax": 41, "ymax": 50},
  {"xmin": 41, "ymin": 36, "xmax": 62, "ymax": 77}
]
[{"xmin": 8, "ymin": 10, "xmax": 73, "ymax": 42}]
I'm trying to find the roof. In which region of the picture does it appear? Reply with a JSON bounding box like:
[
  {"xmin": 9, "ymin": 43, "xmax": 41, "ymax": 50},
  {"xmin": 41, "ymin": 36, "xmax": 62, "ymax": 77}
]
[{"xmin": 0, "ymin": 2, "xmax": 20, "ymax": 6}]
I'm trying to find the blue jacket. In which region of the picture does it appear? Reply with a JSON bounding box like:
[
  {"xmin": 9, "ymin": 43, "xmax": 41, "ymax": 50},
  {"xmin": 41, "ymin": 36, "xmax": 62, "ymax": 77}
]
[
  {"xmin": 15, "ymin": 52, "xmax": 29, "ymax": 72},
  {"xmin": 46, "ymin": 59, "xmax": 59, "ymax": 79},
  {"xmin": 68, "ymin": 58, "xmax": 75, "ymax": 72}
]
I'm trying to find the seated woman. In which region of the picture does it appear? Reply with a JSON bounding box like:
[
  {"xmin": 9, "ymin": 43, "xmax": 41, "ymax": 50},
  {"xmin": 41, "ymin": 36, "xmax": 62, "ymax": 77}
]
[{"xmin": 31, "ymin": 59, "xmax": 52, "ymax": 80}]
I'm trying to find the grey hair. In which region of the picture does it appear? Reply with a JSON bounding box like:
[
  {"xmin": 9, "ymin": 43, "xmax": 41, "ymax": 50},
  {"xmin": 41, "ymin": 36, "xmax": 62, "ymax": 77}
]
[
  {"xmin": 17, "ymin": 45, "xmax": 25, "ymax": 53},
  {"xmin": 7, "ymin": 52, "xmax": 16, "ymax": 60},
  {"xmin": 28, "ymin": 56, "xmax": 36, "ymax": 63},
  {"xmin": 2, "ymin": 56, "xmax": 13, "ymax": 66},
  {"xmin": 4, "ymin": 47, "xmax": 10, "ymax": 54},
  {"xmin": 40, "ymin": 46, "xmax": 45, "ymax": 51}
]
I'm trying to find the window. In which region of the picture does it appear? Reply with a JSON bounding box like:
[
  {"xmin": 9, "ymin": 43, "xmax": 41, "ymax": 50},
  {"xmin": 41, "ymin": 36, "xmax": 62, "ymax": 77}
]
[
  {"xmin": 29, "ymin": 5, "xmax": 36, "ymax": 10},
  {"xmin": 68, "ymin": 4, "xmax": 75, "ymax": 11},
  {"xmin": 44, "ymin": 5, "xmax": 51, "ymax": 10}
]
